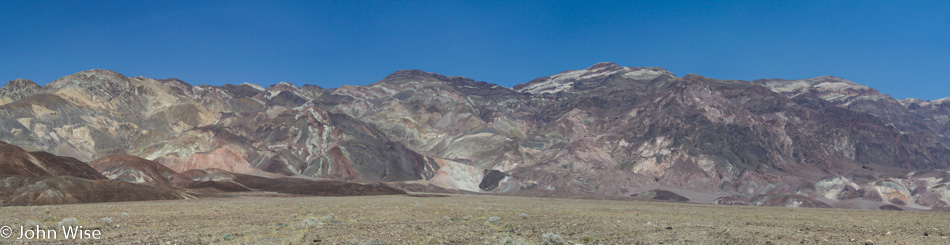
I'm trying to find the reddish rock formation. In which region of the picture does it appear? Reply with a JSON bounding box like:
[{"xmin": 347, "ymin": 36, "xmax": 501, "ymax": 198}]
[{"xmin": 91, "ymin": 154, "xmax": 190, "ymax": 186}]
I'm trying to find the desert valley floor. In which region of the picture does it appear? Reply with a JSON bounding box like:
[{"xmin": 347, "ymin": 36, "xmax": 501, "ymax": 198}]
[{"xmin": 1, "ymin": 193, "xmax": 948, "ymax": 244}]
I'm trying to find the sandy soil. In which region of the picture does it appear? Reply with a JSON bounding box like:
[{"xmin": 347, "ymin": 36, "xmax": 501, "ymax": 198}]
[{"xmin": 1, "ymin": 193, "xmax": 948, "ymax": 244}]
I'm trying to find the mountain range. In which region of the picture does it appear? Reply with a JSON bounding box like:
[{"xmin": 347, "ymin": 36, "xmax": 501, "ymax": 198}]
[{"xmin": 2, "ymin": 62, "xmax": 949, "ymax": 211}]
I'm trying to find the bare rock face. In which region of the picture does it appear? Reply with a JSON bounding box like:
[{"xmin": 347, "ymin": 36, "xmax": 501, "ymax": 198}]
[
  {"xmin": 755, "ymin": 77, "xmax": 908, "ymax": 127},
  {"xmin": 479, "ymin": 169, "xmax": 507, "ymax": 191},
  {"xmin": 514, "ymin": 62, "xmax": 672, "ymax": 94},
  {"xmin": 2, "ymin": 63, "xmax": 950, "ymax": 210},
  {"xmin": 0, "ymin": 79, "xmax": 41, "ymax": 105},
  {"xmin": 902, "ymin": 98, "xmax": 950, "ymax": 140}
]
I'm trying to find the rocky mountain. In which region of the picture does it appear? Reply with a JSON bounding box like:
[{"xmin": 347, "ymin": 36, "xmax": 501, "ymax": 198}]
[
  {"xmin": 0, "ymin": 78, "xmax": 41, "ymax": 105},
  {"xmin": 2, "ymin": 63, "xmax": 949, "ymax": 210},
  {"xmin": 901, "ymin": 98, "xmax": 950, "ymax": 138}
]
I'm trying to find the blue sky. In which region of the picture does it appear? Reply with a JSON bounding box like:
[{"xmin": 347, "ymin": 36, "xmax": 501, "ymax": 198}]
[{"xmin": 1, "ymin": 0, "xmax": 948, "ymax": 100}]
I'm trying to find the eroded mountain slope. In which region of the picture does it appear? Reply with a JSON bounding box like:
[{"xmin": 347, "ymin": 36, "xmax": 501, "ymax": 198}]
[{"xmin": 2, "ymin": 63, "xmax": 950, "ymax": 210}]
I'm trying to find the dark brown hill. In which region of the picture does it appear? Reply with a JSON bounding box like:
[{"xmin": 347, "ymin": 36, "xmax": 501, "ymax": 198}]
[
  {"xmin": 0, "ymin": 175, "xmax": 189, "ymax": 206},
  {"xmin": 0, "ymin": 141, "xmax": 105, "ymax": 179},
  {"xmin": 0, "ymin": 141, "xmax": 190, "ymax": 206}
]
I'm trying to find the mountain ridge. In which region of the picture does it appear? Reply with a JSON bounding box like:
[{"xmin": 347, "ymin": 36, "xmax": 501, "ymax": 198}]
[
  {"xmin": 2, "ymin": 63, "xmax": 950, "ymax": 211},
  {"xmin": 5, "ymin": 67, "xmax": 947, "ymax": 103}
]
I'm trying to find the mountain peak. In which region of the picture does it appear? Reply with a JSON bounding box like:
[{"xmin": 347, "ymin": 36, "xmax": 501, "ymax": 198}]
[
  {"xmin": 48, "ymin": 69, "xmax": 128, "ymax": 84},
  {"xmin": 382, "ymin": 69, "xmax": 445, "ymax": 80},
  {"xmin": 44, "ymin": 69, "xmax": 132, "ymax": 99},
  {"xmin": 514, "ymin": 62, "xmax": 672, "ymax": 94},
  {"xmin": 373, "ymin": 69, "xmax": 453, "ymax": 87},
  {"xmin": 75, "ymin": 69, "xmax": 125, "ymax": 77},
  {"xmin": 1, "ymin": 78, "xmax": 40, "ymax": 92},
  {"xmin": 3, "ymin": 78, "xmax": 39, "ymax": 87},
  {"xmin": 159, "ymin": 78, "xmax": 193, "ymax": 89},
  {"xmin": 270, "ymin": 82, "xmax": 297, "ymax": 89},
  {"xmin": 587, "ymin": 61, "xmax": 621, "ymax": 70},
  {"xmin": 0, "ymin": 78, "xmax": 42, "ymax": 105}
]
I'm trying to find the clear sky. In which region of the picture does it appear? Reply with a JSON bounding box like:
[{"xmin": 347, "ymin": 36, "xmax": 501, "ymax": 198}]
[{"xmin": 2, "ymin": 0, "xmax": 948, "ymax": 100}]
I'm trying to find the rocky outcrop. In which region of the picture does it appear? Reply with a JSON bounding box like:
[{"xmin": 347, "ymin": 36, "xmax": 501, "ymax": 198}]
[
  {"xmin": 479, "ymin": 169, "xmax": 507, "ymax": 191},
  {"xmin": 0, "ymin": 79, "xmax": 41, "ymax": 105}
]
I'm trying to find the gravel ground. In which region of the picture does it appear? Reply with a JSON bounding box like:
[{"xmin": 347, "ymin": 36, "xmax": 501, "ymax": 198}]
[{"xmin": 1, "ymin": 193, "xmax": 948, "ymax": 244}]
